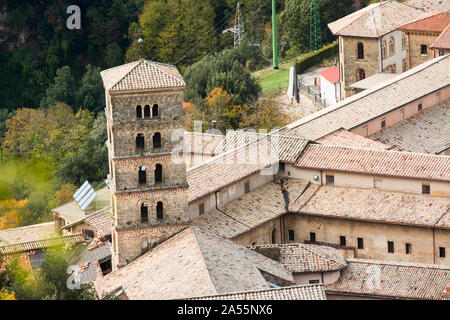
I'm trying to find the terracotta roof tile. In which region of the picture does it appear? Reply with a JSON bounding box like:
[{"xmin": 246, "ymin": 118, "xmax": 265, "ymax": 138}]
[
  {"xmin": 325, "ymin": 258, "xmax": 450, "ymax": 300},
  {"xmin": 0, "ymin": 222, "xmax": 55, "ymax": 246},
  {"xmin": 431, "ymin": 24, "xmax": 450, "ymax": 49},
  {"xmin": 296, "ymin": 144, "xmax": 450, "ymax": 181},
  {"xmin": 191, "ymin": 284, "xmax": 326, "ymax": 300},
  {"xmin": 406, "ymin": 0, "xmax": 450, "ymax": 12},
  {"xmin": 397, "ymin": 11, "xmax": 450, "ymax": 33},
  {"xmin": 317, "ymin": 129, "xmax": 391, "ymax": 150}
]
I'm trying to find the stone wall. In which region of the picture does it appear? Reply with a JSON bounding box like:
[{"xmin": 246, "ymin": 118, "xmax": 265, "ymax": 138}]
[{"xmin": 406, "ymin": 31, "xmax": 440, "ymax": 69}]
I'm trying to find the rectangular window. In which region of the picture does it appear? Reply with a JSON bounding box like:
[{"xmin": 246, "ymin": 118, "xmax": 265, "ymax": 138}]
[
  {"xmin": 388, "ymin": 241, "xmax": 395, "ymax": 253},
  {"xmin": 439, "ymin": 247, "xmax": 446, "ymax": 258},
  {"xmin": 279, "ymin": 162, "xmax": 285, "ymax": 173},
  {"xmin": 357, "ymin": 237, "xmax": 364, "ymax": 249},
  {"xmin": 326, "ymin": 175, "xmax": 334, "ymax": 185},
  {"xmin": 381, "ymin": 118, "xmax": 386, "ymax": 129},
  {"xmin": 418, "ymin": 103, "xmax": 422, "ymax": 111},
  {"xmin": 439, "ymin": 50, "xmax": 445, "ymax": 56},
  {"xmin": 82, "ymin": 229, "xmax": 95, "ymax": 240},
  {"xmin": 422, "ymin": 184, "xmax": 430, "ymax": 195},
  {"xmin": 309, "ymin": 280, "xmax": 320, "ymax": 284},
  {"xmin": 310, "ymin": 232, "xmax": 316, "ymax": 242},
  {"xmin": 340, "ymin": 236, "xmax": 346, "ymax": 247},
  {"xmin": 245, "ymin": 182, "xmax": 250, "ymax": 194},
  {"xmin": 420, "ymin": 44, "xmax": 427, "ymax": 55},
  {"xmin": 199, "ymin": 203, "xmax": 205, "ymax": 216},
  {"xmin": 405, "ymin": 243, "xmax": 411, "ymax": 254},
  {"xmin": 288, "ymin": 229, "xmax": 295, "ymax": 241}
]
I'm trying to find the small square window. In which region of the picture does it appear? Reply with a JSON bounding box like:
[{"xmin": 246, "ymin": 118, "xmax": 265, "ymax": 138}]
[
  {"xmin": 199, "ymin": 203, "xmax": 205, "ymax": 216},
  {"xmin": 418, "ymin": 103, "xmax": 422, "ymax": 111},
  {"xmin": 340, "ymin": 236, "xmax": 346, "ymax": 247},
  {"xmin": 388, "ymin": 241, "xmax": 395, "ymax": 253},
  {"xmin": 422, "ymin": 184, "xmax": 430, "ymax": 195},
  {"xmin": 310, "ymin": 232, "xmax": 316, "ymax": 242},
  {"xmin": 381, "ymin": 119, "xmax": 386, "ymax": 128},
  {"xmin": 405, "ymin": 243, "xmax": 411, "ymax": 254},
  {"xmin": 357, "ymin": 237, "xmax": 364, "ymax": 249},
  {"xmin": 245, "ymin": 182, "xmax": 250, "ymax": 194},
  {"xmin": 309, "ymin": 280, "xmax": 320, "ymax": 284},
  {"xmin": 326, "ymin": 175, "xmax": 334, "ymax": 185},
  {"xmin": 439, "ymin": 247, "xmax": 446, "ymax": 258},
  {"xmin": 420, "ymin": 44, "xmax": 427, "ymax": 55},
  {"xmin": 288, "ymin": 229, "xmax": 295, "ymax": 241}
]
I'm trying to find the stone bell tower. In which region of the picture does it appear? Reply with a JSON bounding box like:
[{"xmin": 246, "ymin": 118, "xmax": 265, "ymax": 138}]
[{"xmin": 101, "ymin": 59, "xmax": 189, "ymax": 268}]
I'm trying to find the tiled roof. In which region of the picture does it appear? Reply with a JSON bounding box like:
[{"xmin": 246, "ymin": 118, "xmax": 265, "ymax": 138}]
[
  {"xmin": 250, "ymin": 243, "xmax": 347, "ymax": 273},
  {"xmin": 190, "ymin": 284, "xmax": 326, "ymax": 300},
  {"xmin": 72, "ymin": 242, "xmax": 112, "ymax": 284},
  {"xmin": 317, "ymin": 129, "xmax": 391, "ymax": 150},
  {"xmin": 286, "ymin": 54, "xmax": 450, "ymax": 140},
  {"xmin": 325, "ymin": 259, "xmax": 450, "ymax": 300},
  {"xmin": 213, "ymin": 131, "xmax": 263, "ymax": 155},
  {"xmin": 328, "ymin": 1, "xmax": 423, "ymax": 37},
  {"xmin": 84, "ymin": 207, "xmax": 113, "ymax": 238},
  {"xmin": 296, "ymin": 144, "xmax": 450, "ymax": 181},
  {"xmin": 193, "ymin": 179, "xmax": 310, "ymax": 239},
  {"xmin": 94, "ymin": 226, "xmax": 294, "ymax": 300},
  {"xmin": 184, "ymin": 132, "xmax": 225, "ymax": 155},
  {"xmin": 186, "ymin": 134, "xmax": 309, "ymax": 202},
  {"xmin": 100, "ymin": 59, "xmax": 185, "ymax": 92},
  {"xmin": 319, "ymin": 66, "xmax": 340, "ymax": 84},
  {"xmin": 348, "ymin": 72, "xmax": 397, "ymax": 90},
  {"xmin": 0, "ymin": 234, "xmax": 85, "ymax": 255},
  {"xmin": 406, "ymin": 0, "xmax": 450, "ymax": 12},
  {"xmin": 370, "ymin": 102, "xmax": 450, "ymax": 154},
  {"xmin": 397, "ymin": 11, "xmax": 450, "ymax": 33},
  {"xmin": 0, "ymin": 222, "xmax": 55, "ymax": 246},
  {"xmin": 431, "ymin": 25, "xmax": 450, "ymax": 49},
  {"xmin": 296, "ymin": 184, "xmax": 450, "ymax": 229}
]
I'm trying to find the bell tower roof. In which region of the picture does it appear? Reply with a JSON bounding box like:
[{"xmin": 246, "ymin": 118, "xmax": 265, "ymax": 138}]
[{"xmin": 101, "ymin": 59, "xmax": 185, "ymax": 93}]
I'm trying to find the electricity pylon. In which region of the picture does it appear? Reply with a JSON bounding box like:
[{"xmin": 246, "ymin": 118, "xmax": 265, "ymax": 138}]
[
  {"xmin": 310, "ymin": 0, "xmax": 322, "ymax": 51},
  {"xmin": 222, "ymin": 2, "xmax": 245, "ymax": 47}
]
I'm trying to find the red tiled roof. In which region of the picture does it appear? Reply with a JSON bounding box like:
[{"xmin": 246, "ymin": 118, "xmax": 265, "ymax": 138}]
[
  {"xmin": 295, "ymin": 144, "xmax": 450, "ymax": 181},
  {"xmin": 319, "ymin": 66, "xmax": 340, "ymax": 84},
  {"xmin": 397, "ymin": 11, "xmax": 450, "ymax": 33},
  {"xmin": 431, "ymin": 25, "xmax": 450, "ymax": 49}
]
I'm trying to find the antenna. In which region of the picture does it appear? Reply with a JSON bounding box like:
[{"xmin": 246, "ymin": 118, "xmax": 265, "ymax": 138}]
[
  {"xmin": 222, "ymin": 2, "xmax": 245, "ymax": 47},
  {"xmin": 73, "ymin": 180, "xmax": 96, "ymax": 211}
]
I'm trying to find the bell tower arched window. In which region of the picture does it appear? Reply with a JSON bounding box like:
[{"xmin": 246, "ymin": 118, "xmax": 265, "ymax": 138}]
[
  {"xmin": 144, "ymin": 105, "xmax": 151, "ymax": 118},
  {"xmin": 152, "ymin": 104, "xmax": 159, "ymax": 117},
  {"xmin": 141, "ymin": 203, "xmax": 148, "ymax": 222},
  {"xmin": 155, "ymin": 164, "xmax": 163, "ymax": 183},
  {"xmin": 156, "ymin": 202, "xmax": 163, "ymax": 219},
  {"xmin": 138, "ymin": 166, "xmax": 147, "ymax": 184},
  {"xmin": 357, "ymin": 42, "xmax": 364, "ymax": 59},
  {"xmin": 136, "ymin": 134, "xmax": 145, "ymax": 150},
  {"xmin": 153, "ymin": 132, "xmax": 161, "ymax": 148},
  {"xmin": 136, "ymin": 105, "xmax": 142, "ymax": 119}
]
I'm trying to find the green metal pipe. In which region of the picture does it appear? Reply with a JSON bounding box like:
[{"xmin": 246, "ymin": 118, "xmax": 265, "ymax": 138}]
[{"xmin": 272, "ymin": 0, "xmax": 279, "ymax": 69}]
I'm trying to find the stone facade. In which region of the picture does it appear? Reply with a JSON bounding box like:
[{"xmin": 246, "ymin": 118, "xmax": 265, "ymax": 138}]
[
  {"xmin": 339, "ymin": 36, "xmax": 380, "ymax": 98},
  {"xmin": 105, "ymin": 77, "xmax": 189, "ymax": 268},
  {"xmin": 404, "ymin": 31, "xmax": 441, "ymax": 69}
]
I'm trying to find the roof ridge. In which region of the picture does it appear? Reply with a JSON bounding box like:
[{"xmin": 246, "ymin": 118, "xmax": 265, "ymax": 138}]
[
  {"xmin": 110, "ymin": 59, "xmax": 146, "ymax": 91},
  {"xmin": 347, "ymin": 258, "xmax": 450, "ymax": 270},
  {"xmin": 0, "ymin": 221, "xmax": 54, "ymax": 232}
]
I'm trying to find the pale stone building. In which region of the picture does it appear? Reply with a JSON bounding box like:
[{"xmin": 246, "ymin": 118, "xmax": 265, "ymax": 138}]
[{"xmin": 328, "ymin": 1, "xmax": 424, "ymax": 98}]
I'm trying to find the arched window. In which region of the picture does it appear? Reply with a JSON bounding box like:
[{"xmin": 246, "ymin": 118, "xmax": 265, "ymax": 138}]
[
  {"xmin": 356, "ymin": 68, "xmax": 365, "ymax": 81},
  {"xmin": 144, "ymin": 105, "xmax": 151, "ymax": 118},
  {"xmin": 136, "ymin": 134, "xmax": 145, "ymax": 150},
  {"xmin": 357, "ymin": 42, "xmax": 364, "ymax": 59},
  {"xmin": 141, "ymin": 239, "xmax": 149, "ymax": 254},
  {"xmin": 155, "ymin": 164, "xmax": 163, "ymax": 183},
  {"xmin": 136, "ymin": 105, "xmax": 142, "ymax": 119},
  {"xmin": 138, "ymin": 166, "xmax": 147, "ymax": 184},
  {"xmin": 402, "ymin": 59, "xmax": 407, "ymax": 72},
  {"xmin": 271, "ymin": 228, "xmax": 277, "ymax": 244},
  {"xmin": 402, "ymin": 34, "xmax": 407, "ymax": 50},
  {"xmin": 152, "ymin": 104, "xmax": 159, "ymax": 117},
  {"xmin": 153, "ymin": 132, "xmax": 161, "ymax": 148},
  {"xmin": 382, "ymin": 40, "xmax": 387, "ymax": 59},
  {"xmin": 389, "ymin": 37, "xmax": 395, "ymax": 55},
  {"xmin": 156, "ymin": 202, "xmax": 163, "ymax": 219},
  {"xmin": 141, "ymin": 203, "xmax": 148, "ymax": 222}
]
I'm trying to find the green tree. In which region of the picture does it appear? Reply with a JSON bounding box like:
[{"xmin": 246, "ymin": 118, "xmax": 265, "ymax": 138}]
[
  {"xmin": 75, "ymin": 65, "xmax": 105, "ymax": 113},
  {"xmin": 40, "ymin": 66, "xmax": 76, "ymax": 108}
]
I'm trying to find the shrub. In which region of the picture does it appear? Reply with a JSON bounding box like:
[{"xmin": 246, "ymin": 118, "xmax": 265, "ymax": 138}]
[{"xmin": 295, "ymin": 41, "xmax": 338, "ymax": 74}]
